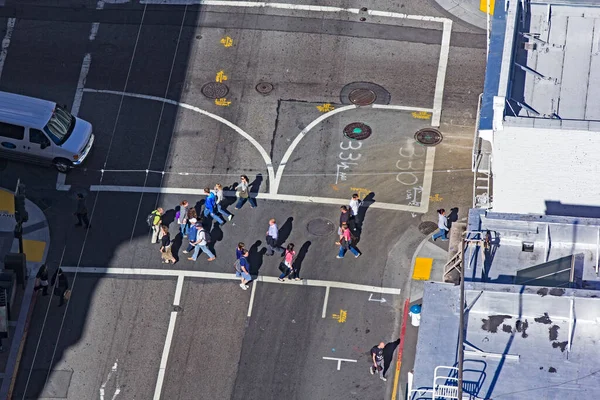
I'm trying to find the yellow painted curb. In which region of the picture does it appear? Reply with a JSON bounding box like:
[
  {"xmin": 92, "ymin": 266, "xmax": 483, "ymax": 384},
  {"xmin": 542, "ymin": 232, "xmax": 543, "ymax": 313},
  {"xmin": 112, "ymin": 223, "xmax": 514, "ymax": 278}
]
[
  {"xmin": 0, "ymin": 190, "xmax": 14, "ymax": 213},
  {"xmin": 22, "ymin": 240, "xmax": 46, "ymax": 263},
  {"xmin": 412, "ymin": 257, "xmax": 433, "ymax": 280},
  {"xmin": 480, "ymin": 0, "xmax": 495, "ymax": 15}
]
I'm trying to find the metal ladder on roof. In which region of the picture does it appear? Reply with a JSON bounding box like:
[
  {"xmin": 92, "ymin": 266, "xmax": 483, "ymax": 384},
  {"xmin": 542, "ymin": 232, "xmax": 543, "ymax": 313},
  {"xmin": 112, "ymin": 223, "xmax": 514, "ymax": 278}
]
[{"xmin": 433, "ymin": 366, "xmax": 472, "ymax": 400}]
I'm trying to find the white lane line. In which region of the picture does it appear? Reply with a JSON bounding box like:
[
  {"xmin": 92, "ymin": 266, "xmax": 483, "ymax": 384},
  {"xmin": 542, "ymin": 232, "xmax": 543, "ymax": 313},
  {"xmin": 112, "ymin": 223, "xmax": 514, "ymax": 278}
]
[
  {"xmin": 322, "ymin": 286, "xmax": 330, "ymax": 319},
  {"xmin": 138, "ymin": 0, "xmax": 451, "ymax": 23},
  {"xmin": 371, "ymin": 104, "xmax": 434, "ymax": 113},
  {"xmin": 72, "ymin": 53, "xmax": 92, "ymax": 117},
  {"xmin": 153, "ymin": 311, "xmax": 177, "ymax": 400},
  {"xmin": 247, "ymin": 280, "xmax": 257, "ymax": 317},
  {"xmin": 173, "ymin": 275, "xmax": 184, "ymax": 306},
  {"xmin": 0, "ymin": 18, "xmax": 16, "ymax": 81},
  {"xmin": 89, "ymin": 23, "xmax": 100, "ymax": 41},
  {"xmin": 431, "ymin": 20, "xmax": 452, "ymax": 127},
  {"xmin": 56, "ymin": 172, "xmax": 70, "ymax": 191},
  {"xmin": 322, "ymin": 357, "xmax": 357, "ymax": 371},
  {"xmin": 59, "ymin": 266, "xmax": 402, "ymax": 295},
  {"xmin": 88, "ymin": 184, "xmax": 427, "ymax": 212},
  {"xmin": 84, "ymin": 88, "xmax": 276, "ymax": 184},
  {"xmin": 419, "ymin": 147, "xmax": 435, "ymax": 213}
]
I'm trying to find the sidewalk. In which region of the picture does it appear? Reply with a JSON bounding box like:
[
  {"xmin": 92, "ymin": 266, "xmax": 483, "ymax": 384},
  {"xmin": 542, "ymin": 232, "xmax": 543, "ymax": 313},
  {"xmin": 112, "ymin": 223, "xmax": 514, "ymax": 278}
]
[
  {"xmin": 434, "ymin": 0, "xmax": 489, "ymax": 30},
  {"xmin": 0, "ymin": 188, "xmax": 50, "ymax": 399}
]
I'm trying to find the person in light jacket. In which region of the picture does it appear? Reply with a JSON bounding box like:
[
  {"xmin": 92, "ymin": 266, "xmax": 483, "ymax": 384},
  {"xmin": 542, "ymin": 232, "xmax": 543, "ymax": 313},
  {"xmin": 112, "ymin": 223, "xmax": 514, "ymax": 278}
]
[
  {"xmin": 432, "ymin": 209, "xmax": 449, "ymax": 241},
  {"xmin": 51, "ymin": 268, "xmax": 69, "ymax": 307}
]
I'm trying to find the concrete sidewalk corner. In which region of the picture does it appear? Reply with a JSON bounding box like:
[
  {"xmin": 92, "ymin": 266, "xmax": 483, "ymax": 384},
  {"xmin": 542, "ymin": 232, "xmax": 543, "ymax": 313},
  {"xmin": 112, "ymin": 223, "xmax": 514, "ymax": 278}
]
[
  {"xmin": 434, "ymin": 0, "xmax": 490, "ymax": 30},
  {"xmin": 0, "ymin": 187, "xmax": 50, "ymax": 399}
]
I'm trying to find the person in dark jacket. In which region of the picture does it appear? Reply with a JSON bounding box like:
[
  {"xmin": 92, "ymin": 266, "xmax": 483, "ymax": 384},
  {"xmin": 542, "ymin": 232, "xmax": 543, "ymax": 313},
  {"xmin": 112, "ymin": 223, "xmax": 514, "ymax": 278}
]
[
  {"xmin": 34, "ymin": 264, "xmax": 49, "ymax": 295},
  {"xmin": 51, "ymin": 268, "xmax": 69, "ymax": 307},
  {"xmin": 74, "ymin": 193, "xmax": 90, "ymax": 229}
]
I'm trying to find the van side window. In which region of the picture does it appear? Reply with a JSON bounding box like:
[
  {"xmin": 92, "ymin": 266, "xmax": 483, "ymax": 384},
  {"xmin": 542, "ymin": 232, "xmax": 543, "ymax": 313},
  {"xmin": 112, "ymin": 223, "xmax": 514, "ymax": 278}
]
[
  {"xmin": 29, "ymin": 129, "xmax": 50, "ymax": 145},
  {"xmin": 0, "ymin": 122, "xmax": 24, "ymax": 140}
]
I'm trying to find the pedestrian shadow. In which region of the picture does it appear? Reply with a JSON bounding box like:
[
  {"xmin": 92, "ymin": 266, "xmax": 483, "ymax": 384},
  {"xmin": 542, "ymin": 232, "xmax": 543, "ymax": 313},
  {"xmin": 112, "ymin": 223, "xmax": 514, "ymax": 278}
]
[
  {"xmin": 209, "ymin": 224, "xmax": 223, "ymax": 257},
  {"xmin": 248, "ymin": 240, "xmax": 266, "ymax": 275},
  {"xmin": 278, "ymin": 217, "xmax": 293, "ymax": 244},
  {"xmin": 193, "ymin": 199, "xmax": 205, "ymax": 217},
  {"xmin": 222, "ymin": 183, "xmax": 237, "ymax": 208},
  {"xmin": 250, "ymin": 173, "xmax": 263, "ymax": 205},
  {"xmin": 356, "ymin": 192, "xmax": 375, "ymax": 239},
  {"xmin": 171, "ymin": 232, "xmax": 183, "ymax": 263},
  {"xmin": 162, "ymin": 208, "xmax": 176, "ymax": 226},
  {"xmin": 292, "ymin": 241, "xmax": 311, "ymax": 278},
  {"xmin": 382, "ymin": 338, "xmax": 400, "ymax": 377},
  {"xmin": 447, "ymin": 207, "xmax": 459, "ymax": 229}
]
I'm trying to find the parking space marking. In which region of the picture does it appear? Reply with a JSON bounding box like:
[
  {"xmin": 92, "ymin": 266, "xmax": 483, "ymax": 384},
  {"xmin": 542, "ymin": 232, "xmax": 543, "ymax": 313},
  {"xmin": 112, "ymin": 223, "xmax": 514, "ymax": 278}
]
[
  {"xmin": 322, "ymin": 357, "xmax": 357, "ymax": 371},
  {"xmin": 154, "ymin": 311, "xmax": 177, "ymax": 400},
  {"xmin": 72, "ymin": 53, "xmax": 92, "ymax": 117},
  {"xmin": 431, "ymin": 20, "xmax": 452, "ymax": 127},
  {"xmin": 247, "ymin": 280, "xmax": 257, "ymax": 317},
  {"xmin": 59, "ymin": 266, "xmax": 402, "ymax": 295},
  {"xmin": 173, "ymin": 275, "xmax": 184, "ymax": 306},
  {"xmin": 0, "ymin": 18, "xmax": 15, "ymax": 81},
  {"xmin": 321, "ymin": 286, "xmax": 329, "ymax": 319}
]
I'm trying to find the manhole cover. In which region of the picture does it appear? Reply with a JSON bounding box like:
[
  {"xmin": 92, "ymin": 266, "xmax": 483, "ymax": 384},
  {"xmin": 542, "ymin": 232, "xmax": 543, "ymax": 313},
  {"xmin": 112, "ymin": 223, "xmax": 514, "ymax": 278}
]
[
  {"xmin": 415, "ymin": 128, "xmax": 443, "ymax": 146},
  {"xmin": 201, "ymin": 82, "xmax": 229, "ymax": 99},
  {"xmin": 340, "ymin": 82, "xmax": 391, "ymax": 105},
  {"xmin": 343, "ymin": 123, "xmax": 372, "ymax": 141},
  {"xmin": 349, "ymin": 89, "xmax": 377, "ymax": 106},
  {"xmin": 307, "ymin": 218, "xmax": 335, "ymax": 236},
  {"xmin": 256, "ymin": 82, "xmax": 274, "ymax": 94},
  {"xmin": 418, "ymin": 221, "xmax": 438, "ymax": 235}
]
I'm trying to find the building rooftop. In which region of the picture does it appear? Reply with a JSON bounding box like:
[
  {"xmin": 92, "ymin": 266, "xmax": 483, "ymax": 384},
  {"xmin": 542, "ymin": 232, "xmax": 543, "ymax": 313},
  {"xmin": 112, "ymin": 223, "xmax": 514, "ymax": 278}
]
[{"xmin": 411, "ymin": 281, "xmax": 600, "ymax": 400}]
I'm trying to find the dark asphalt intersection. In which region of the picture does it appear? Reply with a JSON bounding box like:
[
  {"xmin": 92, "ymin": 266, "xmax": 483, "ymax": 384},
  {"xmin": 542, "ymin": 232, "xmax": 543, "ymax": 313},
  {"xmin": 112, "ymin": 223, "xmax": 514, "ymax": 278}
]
[{"xmin": 0, "ymin": 1, "xmax": 485, "ymax": 398}]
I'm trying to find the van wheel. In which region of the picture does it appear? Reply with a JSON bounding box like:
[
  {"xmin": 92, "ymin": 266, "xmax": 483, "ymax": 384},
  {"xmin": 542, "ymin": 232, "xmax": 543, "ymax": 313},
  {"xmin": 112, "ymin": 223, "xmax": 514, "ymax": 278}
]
[{"xmin": 53, "ymin": 158, "xmax": 72, "ymax": 173}]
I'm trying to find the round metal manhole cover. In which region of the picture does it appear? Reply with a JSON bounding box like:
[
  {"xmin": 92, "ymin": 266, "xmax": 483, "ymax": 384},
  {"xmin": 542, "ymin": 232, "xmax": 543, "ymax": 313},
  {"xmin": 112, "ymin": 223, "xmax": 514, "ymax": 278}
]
[
  {"xmin": 201, "ymin": 82, "xmax": 229, "ymax": 99},
  {"xmin": 256, "ymin": 82, "xmax": 274, "ymax": 95},
  {"xmin": 415, "ymin": 128, "xmax": 443, "ymax": 146},
  {"xmin": 343, "ymin": 123, "xmax": 372, "ymax": 141},
  {"xmin": 418, "ymin": 221, "xmax": 439, "ymax": 235},
  {"xmin": 349, "ymin": 89, "xmax": 377, "ymax": 106},
  {"xmin": 307, "ymin": 218, "xmax": 335, "ymax": 236}
]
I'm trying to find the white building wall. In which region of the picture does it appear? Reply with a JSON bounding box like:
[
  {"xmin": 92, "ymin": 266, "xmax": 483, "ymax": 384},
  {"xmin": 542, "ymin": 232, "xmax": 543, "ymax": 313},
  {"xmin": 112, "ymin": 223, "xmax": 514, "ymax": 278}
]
[{"xmin": 493, "ymin": 126, "xmax": 600, "ymax": 215}]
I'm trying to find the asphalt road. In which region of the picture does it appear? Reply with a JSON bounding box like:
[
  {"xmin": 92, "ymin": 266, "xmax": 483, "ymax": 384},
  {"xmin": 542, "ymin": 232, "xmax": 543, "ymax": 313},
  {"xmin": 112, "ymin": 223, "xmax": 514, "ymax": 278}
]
[{"xmin": 0, "ymin": 0, "xmax": 486, "ymax": 398}]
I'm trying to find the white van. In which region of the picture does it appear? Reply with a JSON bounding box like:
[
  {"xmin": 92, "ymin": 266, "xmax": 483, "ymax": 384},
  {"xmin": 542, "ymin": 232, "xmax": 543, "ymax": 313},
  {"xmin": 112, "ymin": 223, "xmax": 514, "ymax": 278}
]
[{"xmin": 0, "ymin": 91, "xmax": 94, "ymax": 172}]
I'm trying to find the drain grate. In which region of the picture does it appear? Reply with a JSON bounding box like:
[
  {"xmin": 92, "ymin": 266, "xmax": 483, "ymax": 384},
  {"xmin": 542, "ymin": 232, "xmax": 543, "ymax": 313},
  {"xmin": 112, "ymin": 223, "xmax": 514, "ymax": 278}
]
[
  {"xmin": 201, "ymin": 82, "xmax": 229, "ymax": 99},
  {"xmin": 343, "ymin": 122, "xmax": 372, "ymax": 141},
  {"xmin": 414, "ymin": 128, "xmax": 443, "ymax": 146},
  {"xmin": 348, "ymin": 89, "xmax": 377, "ymax": 106},
  {"xmin": 307, "ymin": 218, "xmax": 335, "ymax": 236},
  {"xmin": 256, "ymin": 82, "xmax": 274, "ymax": 94}
]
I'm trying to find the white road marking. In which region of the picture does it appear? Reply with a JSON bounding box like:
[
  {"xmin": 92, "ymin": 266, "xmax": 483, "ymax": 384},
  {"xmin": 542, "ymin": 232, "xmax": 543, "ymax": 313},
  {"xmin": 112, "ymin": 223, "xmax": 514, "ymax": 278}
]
[
  {"xmin": 247, "ymin": 280, "xmax": 257, "ymax": 317},
  {"xmin": 99, "ymin": 360, "xmax": 120, "ymax": 400},
  {"xmin": 431, "ymin": 20, "xmax": 452, "ymax": 127},
  {"xmin": 173, "ymin": 275, "xmax": 184, "ymax": 306},
  {"xmin": 0, "ymin": 18, "xmax": 16, "ymax": 81},
  {"xmin": 89, "ymin": 23, "xmax": 100, "ymax": 41},
  {"xmin": 419, "ymin": 147, "xmax": 435, "ymax": 213},
  {"xmin": 322, "ymin": 357, "xmax": 357, "ymax": 371},
  {"xmin": 138, "ymin": 0, "xmax": 451, "ymax": 24},
  {"xmin": 88, "ymin": 184, "xmax": 427, "ymax": 212},
  {"xmin": 84, "ymin": 88, "xmax": 276, "ymax": 183},
  {"xmin": 71, "ymin": 53, "xmax": 91, "ymax": 117},
  {"xmin": 59, "ymin": 266, "xmax": 402, "ymax": 295},
  {"xmin": 371, "ymin": 104, "xmax": 434, "ymax": 113},
  {"xmin": 368, "ymin": 293, "xmax": 387, "ymax": 303},
  {"xmin": 153, "ymin": 311, "xmax": 177, "ymax": 400},
  {"xmin": 55, "ymin": 172, "xmax": 70, "ymax": 191},
  {"xmin": 322, "ymin": 286, "xmax": 330, "ymax": 318}
]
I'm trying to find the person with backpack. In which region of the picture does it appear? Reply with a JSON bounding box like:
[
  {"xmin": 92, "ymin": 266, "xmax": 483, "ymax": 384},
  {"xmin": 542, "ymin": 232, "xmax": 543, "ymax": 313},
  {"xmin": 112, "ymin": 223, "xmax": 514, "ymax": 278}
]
[
  {"xmin": 188, "ymin": 226, "xmax": 216, "ymax": 261},
  {"xmin": 182, "ymin": 218, "xmax": 198, "ymax": 254},
  {"xmin": 203, "ymin": 188, "xmax": 225, "ymax": 225},
  {"xmin": 148, "ymin": 207, "xmax": 164, "ymax": 244},
  {"xmin": 234, "ymin": 248, "xmax": 252, "ymax": 290},
  {"xmin": 235, "ymin": 175, "xmax": 257, "ymax": 209},
  {"xmin": 278, "ymin": 243, "xmax": 296, "ymax": 281},
  {"xmin": 336, "ymin": 223, "xmax": 361, "ymax": 259}
]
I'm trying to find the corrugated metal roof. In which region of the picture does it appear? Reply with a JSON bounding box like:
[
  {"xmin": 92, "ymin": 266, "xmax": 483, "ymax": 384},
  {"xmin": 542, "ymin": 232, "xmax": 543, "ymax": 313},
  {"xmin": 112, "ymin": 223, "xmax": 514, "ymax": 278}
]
[{"xmin": 0, "ymin": 91, "xmax": 55, "ymax": 129}]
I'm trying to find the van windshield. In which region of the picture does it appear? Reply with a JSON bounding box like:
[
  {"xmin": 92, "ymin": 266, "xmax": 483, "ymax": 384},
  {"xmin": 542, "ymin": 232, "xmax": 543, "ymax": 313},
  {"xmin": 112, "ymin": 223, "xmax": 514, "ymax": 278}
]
[{"xmin": 43, "ymin": 106, "xmax": 75, "ymax": 145}]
